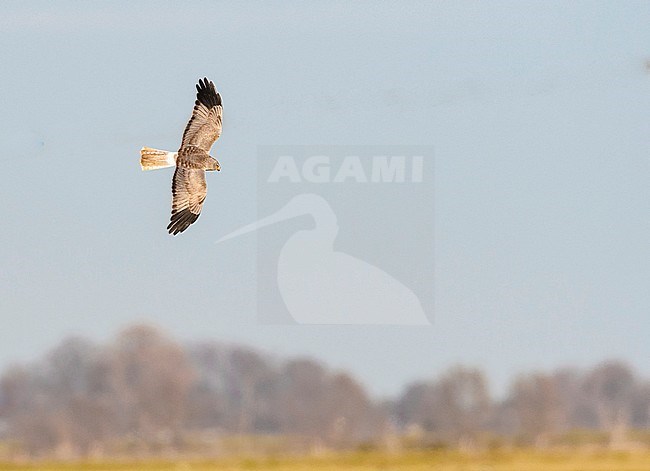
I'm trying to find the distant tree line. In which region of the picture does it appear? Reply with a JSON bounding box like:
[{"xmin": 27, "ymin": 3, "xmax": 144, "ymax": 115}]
[{"xmin": 0, "ymin": 324, "xmax": 649, "ymax": 458}]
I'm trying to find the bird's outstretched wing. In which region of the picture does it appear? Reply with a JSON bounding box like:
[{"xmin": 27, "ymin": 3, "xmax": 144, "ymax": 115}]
[
  {"xmin": 168, "ymin": 167, "xmax": 207, "ymax": 235},
  {"xmin": 180, "ymin": 77, "xmax": 222, "ymax": 152}
]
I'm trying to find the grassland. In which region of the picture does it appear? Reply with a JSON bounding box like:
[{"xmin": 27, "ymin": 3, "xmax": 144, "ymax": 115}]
[{"xmin": 2, "ymin": 450, "xmax": 650, "ymax": 471}]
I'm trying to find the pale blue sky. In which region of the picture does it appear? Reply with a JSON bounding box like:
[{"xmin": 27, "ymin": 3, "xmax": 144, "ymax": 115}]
[{"xmin": 0, "ymin": 1, "xmax": 648, "ymax": 397}]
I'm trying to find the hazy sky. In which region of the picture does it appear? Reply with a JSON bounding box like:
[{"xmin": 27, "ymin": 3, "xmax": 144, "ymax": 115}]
[{"xmin": 0, "ymin": 1, "xmax": 649, "ymax": 397}]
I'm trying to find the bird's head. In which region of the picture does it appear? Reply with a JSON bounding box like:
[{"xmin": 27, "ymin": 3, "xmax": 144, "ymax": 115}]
[{"xmin": 208, "ymin": 158, "xmax": 221, "ymax": 172}]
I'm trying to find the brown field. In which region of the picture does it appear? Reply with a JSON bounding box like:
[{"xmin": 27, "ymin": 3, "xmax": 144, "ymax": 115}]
[{"xmin": 2, "ymin": 450, "xmax": 650, "ymax": 471}]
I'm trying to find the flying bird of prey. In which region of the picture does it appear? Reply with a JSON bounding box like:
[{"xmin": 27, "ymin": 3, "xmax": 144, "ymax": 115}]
[{"xmin": 140, "ymin": 77, "xmax": 223, "ymax": 235}]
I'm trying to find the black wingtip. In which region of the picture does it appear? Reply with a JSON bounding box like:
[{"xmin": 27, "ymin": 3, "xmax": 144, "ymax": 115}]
[
  {"xmin": 195, "ymin": 77, "xmax": 220, "ymax": 109},
  {"xmin": 167, "ymin": 208, "xmax": 200, "ymax": 235}
]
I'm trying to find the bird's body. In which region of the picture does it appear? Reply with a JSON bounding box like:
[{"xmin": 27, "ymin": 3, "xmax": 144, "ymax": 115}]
[{"xmin": 140, "ymin": 77, "xmax": 223, "ymax": 235}]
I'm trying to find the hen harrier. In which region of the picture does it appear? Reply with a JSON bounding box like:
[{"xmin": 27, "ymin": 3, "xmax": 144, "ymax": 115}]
[{"xmin": 140, "ymin": 77, "xmax": 222, "ymax": 235}]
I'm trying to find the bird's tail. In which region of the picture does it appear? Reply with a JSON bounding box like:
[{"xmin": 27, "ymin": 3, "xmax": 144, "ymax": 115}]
[{"xmin": 140, "ymin": 147, "xmax": 177, "ymax": 171}]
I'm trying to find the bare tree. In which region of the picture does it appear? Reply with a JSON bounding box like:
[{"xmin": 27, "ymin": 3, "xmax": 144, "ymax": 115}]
[
  {"xmin": 278, "ymin": 359, "xmax": 328, "ymax": 441},
  {"xmin": 395, "ymin": 381, "xmax": 438, "ymax": 432},
  {"xmin": 509, "ymin": 372, "xmax": 562, "ymax": 446},
  {"xmin": 185, "ymin": 342, "xmax": 230, "ymax": 431},
  {"xmin": 435, "ymin": 366, "xmax": 490, "ymax": 447},
  {"xmin": 3, "ymin": 323, "xmax": 649, "ymax": 458},
  {"xmin": 324, "ymin": 372, "xmax": 378, "ymax": 446},
  {"xmin": 581, "ymin": 361, "xmax": 636, "ymax": 445},
  {"xmin": 630, "ymin": 381, "xmax": 650, "ymax": 429},
  {"xmin": 107, "ymin": 325, "xmax": 195, "ymax": 444}
]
